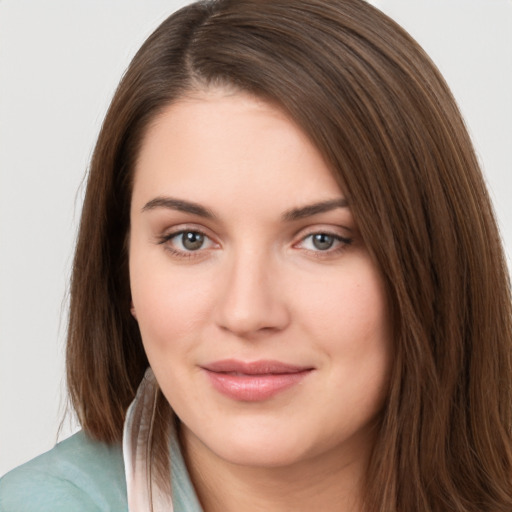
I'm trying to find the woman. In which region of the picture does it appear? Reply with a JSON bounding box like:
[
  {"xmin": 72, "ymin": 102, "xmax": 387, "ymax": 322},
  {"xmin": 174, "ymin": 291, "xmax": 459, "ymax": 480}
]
[{"xmin": 1, "ymin": 0, "xmax": 511, "ymax": 510}]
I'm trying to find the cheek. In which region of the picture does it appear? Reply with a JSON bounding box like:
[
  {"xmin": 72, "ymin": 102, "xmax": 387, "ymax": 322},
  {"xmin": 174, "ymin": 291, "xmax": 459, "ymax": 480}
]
[
  {"xmin": 292, "ymin": 258, "xmax": 392, "ymax": 403},
  {"xmin": 129, "ymin": 253, "xmax": 214, "ymax": 356},
  {"xmin": 293, "ymin": 262, "xmax": 389, "ymax": 352}
]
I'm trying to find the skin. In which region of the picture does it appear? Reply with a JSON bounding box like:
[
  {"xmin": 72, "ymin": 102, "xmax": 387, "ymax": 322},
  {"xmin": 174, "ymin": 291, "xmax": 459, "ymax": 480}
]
[{"xmin": 129, "ymin": 88, "xmax": 392, "ymax": 512}]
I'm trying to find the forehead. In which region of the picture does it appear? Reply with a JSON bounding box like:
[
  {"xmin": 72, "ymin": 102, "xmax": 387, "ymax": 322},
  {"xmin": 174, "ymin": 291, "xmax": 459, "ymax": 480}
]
[{"xmin": 131, "ymin": 89, "xmax": 343, "ymax": 215}]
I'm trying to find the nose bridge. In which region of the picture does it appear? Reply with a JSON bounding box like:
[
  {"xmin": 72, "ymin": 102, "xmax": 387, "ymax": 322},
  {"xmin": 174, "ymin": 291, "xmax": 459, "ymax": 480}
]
[{"xmin": 215, "ymin": 242, "xmax": 289, "ymax": 336}]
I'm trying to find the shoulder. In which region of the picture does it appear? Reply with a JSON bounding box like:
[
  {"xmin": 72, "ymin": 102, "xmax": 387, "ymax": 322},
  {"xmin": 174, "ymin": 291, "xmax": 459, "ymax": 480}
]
[{"xmin": 0, "ymin": 431, "xmax": 127, "ymax": 512}]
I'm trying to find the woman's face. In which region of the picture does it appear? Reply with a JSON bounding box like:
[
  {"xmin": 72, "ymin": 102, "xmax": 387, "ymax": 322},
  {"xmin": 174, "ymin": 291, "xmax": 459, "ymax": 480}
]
[{"xmin": 129, "ymin": 89, "xmax": 391, "ymax": 471}]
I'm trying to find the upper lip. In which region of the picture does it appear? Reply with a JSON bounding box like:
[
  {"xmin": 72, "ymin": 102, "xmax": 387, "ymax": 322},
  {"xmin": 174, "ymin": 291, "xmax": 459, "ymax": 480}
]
[{"xmin": 202, "ymin": 359, "xmax": 313, "ymax": 375}]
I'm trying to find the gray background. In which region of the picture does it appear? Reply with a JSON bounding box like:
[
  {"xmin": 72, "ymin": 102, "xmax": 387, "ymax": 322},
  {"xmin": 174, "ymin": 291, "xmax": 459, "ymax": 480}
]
[{"xmin": 1, "ymin": 0, "xmax": 511, "ymax": 475}]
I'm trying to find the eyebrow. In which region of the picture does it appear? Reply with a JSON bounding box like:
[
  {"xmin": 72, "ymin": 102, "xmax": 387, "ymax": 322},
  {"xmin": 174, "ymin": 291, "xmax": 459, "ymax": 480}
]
[
  {"xmin": 282, "ymin": 198, "xmax": 349, "ymax": 221},
  {"xmin": 141, "ymin": 196, "xmax": 349, "ymax": 221},
  {"xmin": 141, "ymin": 197, "xmax": 215, "ymax": 219}
]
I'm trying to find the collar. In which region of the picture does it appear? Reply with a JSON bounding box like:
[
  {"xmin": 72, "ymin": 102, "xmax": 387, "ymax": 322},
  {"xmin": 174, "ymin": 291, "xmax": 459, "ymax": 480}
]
[{"xmin": 123, "ymin": 367, "xmax": 203, "ymax": 512}]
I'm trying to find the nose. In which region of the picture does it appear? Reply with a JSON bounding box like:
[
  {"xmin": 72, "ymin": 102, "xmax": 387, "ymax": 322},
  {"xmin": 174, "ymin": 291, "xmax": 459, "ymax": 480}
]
[{"xmin": 214, "ymin": 248, "xmax": 290, "ymax": 338}]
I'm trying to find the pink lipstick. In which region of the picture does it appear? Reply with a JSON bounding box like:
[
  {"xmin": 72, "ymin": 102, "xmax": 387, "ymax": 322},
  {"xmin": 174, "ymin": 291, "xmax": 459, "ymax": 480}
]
[{"xmin": 201, "ymin": 359, "xmax": 313, "ymax": 401}]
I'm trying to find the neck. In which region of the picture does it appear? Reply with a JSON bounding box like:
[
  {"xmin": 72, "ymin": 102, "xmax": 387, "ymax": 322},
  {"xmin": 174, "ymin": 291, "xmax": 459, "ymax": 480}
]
[{"xmin": 180, "ymin": 426, "xmax": 371, "ymax": 512}]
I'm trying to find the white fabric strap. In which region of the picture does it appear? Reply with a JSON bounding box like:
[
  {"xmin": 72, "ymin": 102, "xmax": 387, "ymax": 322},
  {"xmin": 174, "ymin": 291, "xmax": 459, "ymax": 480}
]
[{"xmin": 123, "ymin": 367, "xmax": 174, "ymax": 512}]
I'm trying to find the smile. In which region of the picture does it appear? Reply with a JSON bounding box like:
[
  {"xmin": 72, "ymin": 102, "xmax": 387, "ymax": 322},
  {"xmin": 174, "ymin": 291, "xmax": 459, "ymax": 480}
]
[{"xmin": 201, "ymin": 359, "xmax": 314, "ymax": 401}]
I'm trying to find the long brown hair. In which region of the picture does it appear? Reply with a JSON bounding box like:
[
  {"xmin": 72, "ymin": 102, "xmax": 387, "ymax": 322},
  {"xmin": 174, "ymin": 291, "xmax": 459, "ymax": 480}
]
[{"xmin": 67, "ymin": 0, "xmax": 512, "ymax": 509}]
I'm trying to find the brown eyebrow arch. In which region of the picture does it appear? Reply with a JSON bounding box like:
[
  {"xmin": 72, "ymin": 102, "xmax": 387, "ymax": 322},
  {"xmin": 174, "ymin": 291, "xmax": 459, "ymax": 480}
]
[
  {"xmin": 282, "ymin": 198, "xmax": 349, "ymax": 221},
  {"xmin": 141, "ymin": 196, "xmax": 215, "ymax": 219}
]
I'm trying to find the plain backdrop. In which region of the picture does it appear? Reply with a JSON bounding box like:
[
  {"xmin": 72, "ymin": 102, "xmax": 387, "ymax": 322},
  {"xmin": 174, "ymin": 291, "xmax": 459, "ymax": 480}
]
[{"xmin": 1, "ymin": 0, "xmax": 511, "ymax": 476}]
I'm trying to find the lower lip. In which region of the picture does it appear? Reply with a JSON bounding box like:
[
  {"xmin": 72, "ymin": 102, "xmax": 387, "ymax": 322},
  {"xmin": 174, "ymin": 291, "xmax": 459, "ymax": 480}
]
[{"xmin": 203, "ymin": 369, "xmax": 312, "ymax": 401}]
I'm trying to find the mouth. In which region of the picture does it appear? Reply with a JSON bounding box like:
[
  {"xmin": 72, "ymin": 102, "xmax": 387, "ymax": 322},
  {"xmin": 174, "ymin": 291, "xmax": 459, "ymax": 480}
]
[{"xmin": 201, "ymin": 359, "xmax": 314, "ymax": 401}]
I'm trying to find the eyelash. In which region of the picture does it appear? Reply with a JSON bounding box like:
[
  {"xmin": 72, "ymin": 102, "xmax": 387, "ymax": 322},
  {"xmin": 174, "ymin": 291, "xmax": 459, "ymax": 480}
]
[
  {"xmin": 157, "ymin": 229, "xmax": 215, "ymax": 259},
  {"xmin": 157, "ymin": 229, "xmax": 353, "ymax": 260},
  {"xmin": 296, "ymin": 232, "xmax": 353, "ymax": 258}
]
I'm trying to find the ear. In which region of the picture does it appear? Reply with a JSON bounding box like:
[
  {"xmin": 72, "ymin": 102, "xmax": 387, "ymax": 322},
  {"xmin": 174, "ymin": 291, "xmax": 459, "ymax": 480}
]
[{"xmin": 130, "ymin": 301, "xmax": 137, "ymax": 320}]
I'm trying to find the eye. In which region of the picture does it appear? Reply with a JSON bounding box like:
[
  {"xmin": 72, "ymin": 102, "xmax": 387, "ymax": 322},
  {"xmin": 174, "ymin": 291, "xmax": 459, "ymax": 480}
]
[
  {"xmin": 158, "ymin": 229, "xmax": 216, "ymax": 255},
  {"xmin": 178, "ymin": 231, "xmax": 207, "ymax": 251},
  {"xmin": 297, "ymin": 232, "xmax": 352, "ymax": 253},
  {"xmin": 309, "ymin": 233, "xmax": 336, "ymax": 251}
]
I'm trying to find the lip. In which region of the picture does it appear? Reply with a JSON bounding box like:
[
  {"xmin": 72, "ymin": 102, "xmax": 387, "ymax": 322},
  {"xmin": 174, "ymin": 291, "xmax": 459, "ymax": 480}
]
[{"xmin": 201, "ymin": 359, "xmax": 314, "ymax": 402}]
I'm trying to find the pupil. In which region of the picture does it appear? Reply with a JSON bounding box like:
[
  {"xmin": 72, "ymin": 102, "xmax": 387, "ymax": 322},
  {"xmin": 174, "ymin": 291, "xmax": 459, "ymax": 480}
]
[
  {"xmin": 312, "ymin": 233, "xmax": 334, "ymax": 250},
  {"xmin": 183, "ymin": 232, "xmax": 204, "ymax": 250}
]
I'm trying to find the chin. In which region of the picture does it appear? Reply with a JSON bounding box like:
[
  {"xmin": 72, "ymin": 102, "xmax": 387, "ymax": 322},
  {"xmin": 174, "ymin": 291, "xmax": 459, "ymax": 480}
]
[
  {"xmin": 183, "ymin": 417, "xmax": 323, "ymax": 470},
  {"xmin": 215, "ymin": 437, "xmax": 309, "ymax": 469}
]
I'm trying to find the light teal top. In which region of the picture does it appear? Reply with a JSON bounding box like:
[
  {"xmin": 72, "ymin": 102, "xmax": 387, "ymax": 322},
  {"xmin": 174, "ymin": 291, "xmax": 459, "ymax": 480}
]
[{"xmin": 0, "ymin": 430, "xmax": 203, "ymax": 511}]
